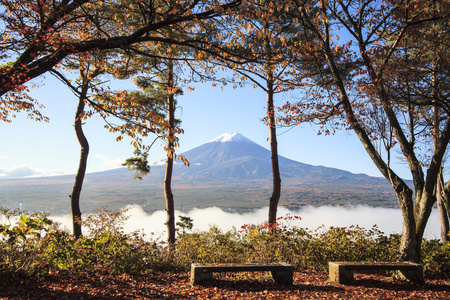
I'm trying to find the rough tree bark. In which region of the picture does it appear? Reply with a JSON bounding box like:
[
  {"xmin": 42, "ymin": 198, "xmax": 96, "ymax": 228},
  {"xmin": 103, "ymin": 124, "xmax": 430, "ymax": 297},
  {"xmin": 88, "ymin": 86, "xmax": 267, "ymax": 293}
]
[
  {"xmin": 437, "ymin": 174, "xmax": 449, "ymax": 243},
  {"xmin": 433, "ymin": 67, "xmax": 450, "ymax": 243},
  {"xmin": 315, "ymin": 19, "xmax": 424, "ymax": 262},
  {"xmin": 441, "ymin": 181, "xmax": 450, "ymax": 230}
]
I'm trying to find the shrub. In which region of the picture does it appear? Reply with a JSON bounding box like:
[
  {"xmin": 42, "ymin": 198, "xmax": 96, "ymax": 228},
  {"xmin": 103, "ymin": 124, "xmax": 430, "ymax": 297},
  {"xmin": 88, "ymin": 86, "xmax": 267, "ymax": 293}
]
[
  {"xmin": 41, "ymin": 207, "xmax": 166, "ymax": 275},
  {"xmin": 1, "ymin": 208, "xmax": 449, "ymax": 278},
  {"xmin": 175, "ymin": 226, "xmax": 244, "ymax": 266},
  {"xmin": 0, "ymin": 208, "xmax": 54, "ymax": 277},
  {"xmin": 291, "ymin": 225, "xmax": 399, "ymax": 271},
  {"xmin": 174, "ymin": 214, "xmax": 402, "ymax": 272},
  {"xmin": 0, "ymin": 207, "xmax": 168, "ymax": 276},
  {"xmin": 421, "ymin": 239, "xmax": 450, "ymax": 279}
]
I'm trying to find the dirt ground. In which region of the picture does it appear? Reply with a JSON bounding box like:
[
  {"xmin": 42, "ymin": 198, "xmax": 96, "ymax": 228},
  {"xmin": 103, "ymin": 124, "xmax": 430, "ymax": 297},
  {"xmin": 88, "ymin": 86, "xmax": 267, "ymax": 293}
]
[{"xmin": 1, "ymin": 270, "xmax": 449, "ymax": 299}]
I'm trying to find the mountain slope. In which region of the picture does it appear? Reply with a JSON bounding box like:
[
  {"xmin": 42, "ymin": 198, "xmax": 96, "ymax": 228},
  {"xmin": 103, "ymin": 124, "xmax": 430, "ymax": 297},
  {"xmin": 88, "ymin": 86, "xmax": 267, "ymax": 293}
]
[
  {"xmin": 145, "ymin": 133, "xmax": 387, "ymax": 186},
  {"xmin": 0, "ymin": 133, "xmax": 398, "ymax": 214}
]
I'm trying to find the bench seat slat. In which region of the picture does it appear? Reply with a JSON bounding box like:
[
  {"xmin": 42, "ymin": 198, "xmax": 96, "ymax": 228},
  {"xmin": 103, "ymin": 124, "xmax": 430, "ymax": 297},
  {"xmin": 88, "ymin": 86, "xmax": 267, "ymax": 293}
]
[
  {"xmin": 334, "ymin": 262, "xmax": 421, "ymax": 271},
  {"xmin": 190, "ymin": 262, "xmax": 293, "ymax": 285},
  {"xmin": 198, "ymin": 263, "xmax": 290, "ymax": 273},
  {"xmin": 329, "ymin": 261, "xmax": 424, "ymax": 285}
]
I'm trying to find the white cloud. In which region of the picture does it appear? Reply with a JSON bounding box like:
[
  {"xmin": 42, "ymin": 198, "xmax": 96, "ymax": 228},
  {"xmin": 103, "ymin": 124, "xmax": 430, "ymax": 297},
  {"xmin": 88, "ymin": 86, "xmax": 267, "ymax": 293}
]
[
  {"xmin": 51, "ymin": 205, "xmax": 441, "ymax": 241},
  {"xmin": 0, "ymin": 165, "xmax": 66, "ymax": 179},
  {"xmin": 0, "ymin": 154, "xmax": 9, "ymax": 159},
  {"xmin": 149, "ymin": 160, "xmax": 166, "ymax": 166},
  {"xmin": 94, "ymin": 154, "xmax": 125, "ymax": 169}
]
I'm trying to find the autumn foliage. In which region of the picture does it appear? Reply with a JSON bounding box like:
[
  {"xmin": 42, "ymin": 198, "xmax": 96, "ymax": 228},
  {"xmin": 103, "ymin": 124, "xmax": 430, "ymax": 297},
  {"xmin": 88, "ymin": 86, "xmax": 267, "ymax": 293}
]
[
  {"xmin": 1, "ymin": 207, "xmax": 449, "ymax": 279},
  {"xmin": 1, "ymin": 0, "xmax": 450, "ymax": 279}
]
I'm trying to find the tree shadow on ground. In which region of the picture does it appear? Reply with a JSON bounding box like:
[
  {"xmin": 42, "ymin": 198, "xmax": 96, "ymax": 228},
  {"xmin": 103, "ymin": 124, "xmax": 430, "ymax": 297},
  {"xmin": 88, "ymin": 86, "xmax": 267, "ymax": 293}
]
[
  {"xmin": 199, "ymin": 278, "xmax": 345, "ymax": 293},
  {"xmin": 348, "ymin": 276, "xmax": 450, "ymax": 292},
  {"xmin": 1, "ymin": 272, "xmax": 449, "ymax": 299}
]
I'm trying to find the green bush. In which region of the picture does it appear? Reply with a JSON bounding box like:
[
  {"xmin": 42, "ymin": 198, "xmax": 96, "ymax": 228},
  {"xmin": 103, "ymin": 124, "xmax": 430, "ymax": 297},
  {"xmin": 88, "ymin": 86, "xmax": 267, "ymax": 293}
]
[
  {"xmin": 0, "ymin": 207, "xmax": 168, "ymax": 276},
  {"xmin": 0, "ymin": 208, "xmax": 54, "ymax": 277},
  {"xmin": 421, "ymin": 239, "xmax": 450, "ymax": 278},
  {"xmin": 174, "ymin": 214, "xmax": 402, "ymax": 272},
  {"xmin": 288, "ymin": 225, "xmax": 399, "ymax": 271},
  {"xmin": 40, "ymin": 208, "xmax": 169, "ymax": 275},
  {"xmin": 1, "ymin": 208, "xmax": 449, "ymax": 279},
  {"xmin": 175, "ymin": 226, "xmax": 244, "ymax": 266}
]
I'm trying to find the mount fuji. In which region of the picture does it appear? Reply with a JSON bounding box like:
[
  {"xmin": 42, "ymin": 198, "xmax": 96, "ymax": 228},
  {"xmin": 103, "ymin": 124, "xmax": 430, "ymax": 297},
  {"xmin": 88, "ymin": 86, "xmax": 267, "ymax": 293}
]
[
  {"xmin": 0, "ymin": 132, "xmax": 398, "ymax": 214},
  {"xmin": 147, "ymin": 132, "xmax": 388, "ymax": 186}
]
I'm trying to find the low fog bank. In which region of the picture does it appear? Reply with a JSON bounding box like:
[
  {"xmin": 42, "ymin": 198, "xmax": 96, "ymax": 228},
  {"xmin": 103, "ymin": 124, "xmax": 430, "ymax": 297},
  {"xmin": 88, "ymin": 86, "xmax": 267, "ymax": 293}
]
[{"xmin": 51, "ymin": 205, "xmax": 442, "ymax": 240}]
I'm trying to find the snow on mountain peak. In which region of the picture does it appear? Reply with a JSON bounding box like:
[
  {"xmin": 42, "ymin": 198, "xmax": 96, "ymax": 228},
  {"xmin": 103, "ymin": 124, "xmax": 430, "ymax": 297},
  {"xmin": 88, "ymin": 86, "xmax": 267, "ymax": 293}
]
[{"xmin": 209, "ymin": 133, "xmax": 249, "ymax": 143}]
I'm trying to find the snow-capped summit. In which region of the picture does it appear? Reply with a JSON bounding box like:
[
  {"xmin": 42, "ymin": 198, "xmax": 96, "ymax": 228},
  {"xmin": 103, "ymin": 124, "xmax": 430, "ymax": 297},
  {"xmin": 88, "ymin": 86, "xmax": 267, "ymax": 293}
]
[
  {"xmin": 209, "ymin": 132, "xmax": 251, "ymax": 143},
  {"xmin": 174, "ymin": 132, "xmax": 384, "ymax": 183},
  {"xmin": 176, "ymin": 131, "xmax": 372, "ymax": 182}
]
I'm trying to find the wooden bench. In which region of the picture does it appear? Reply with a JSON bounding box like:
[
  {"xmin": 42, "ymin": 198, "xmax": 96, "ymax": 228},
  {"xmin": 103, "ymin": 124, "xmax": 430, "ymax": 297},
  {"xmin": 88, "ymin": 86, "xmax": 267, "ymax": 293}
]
[
  {"xmin": 190, "ymin": 262, "xmax": 294, "ymax": 286},
  {"xmin": 329, "ymin": 261, "xmax": 424, "ymax": 285}
]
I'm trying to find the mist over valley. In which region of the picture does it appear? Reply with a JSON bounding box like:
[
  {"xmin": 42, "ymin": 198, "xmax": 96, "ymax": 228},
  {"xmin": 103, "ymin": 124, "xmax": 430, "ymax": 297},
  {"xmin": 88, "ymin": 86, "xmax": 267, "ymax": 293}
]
[
  {"xmin": 46, "ymin": 205, "xmax": 441, "ymax": 240},
  {"xmin": 1, "ymin": 133, "xmax": 428, "ymax": 238},
  {"xmin": 0, "ymin": 133, "xmax": 400, "ymax": 214}
]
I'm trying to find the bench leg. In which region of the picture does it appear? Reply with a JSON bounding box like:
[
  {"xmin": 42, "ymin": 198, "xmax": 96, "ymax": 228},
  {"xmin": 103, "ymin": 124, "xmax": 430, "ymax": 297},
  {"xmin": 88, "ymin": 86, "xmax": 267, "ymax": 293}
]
[
  {"xmin": 271, "ymin": 267, "xmax": 294, "ymax": 285},
  {"xmin": 190, "ymin": 264, "xmax": 214, "ymax": 286},
  {"xmin": 329, "ymin": 262, "xmax": 354, "ymax": 285},
  {"xmin": 396, "ymin": 266, "xmax": 424, "ymax": 283}
]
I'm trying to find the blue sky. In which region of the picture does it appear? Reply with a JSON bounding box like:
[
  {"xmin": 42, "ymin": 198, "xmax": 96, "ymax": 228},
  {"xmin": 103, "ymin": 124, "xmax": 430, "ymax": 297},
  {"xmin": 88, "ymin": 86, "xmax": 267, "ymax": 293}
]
[{"xmin": 0, "ymin": 72, "xmax": 413, "ymax": 180}]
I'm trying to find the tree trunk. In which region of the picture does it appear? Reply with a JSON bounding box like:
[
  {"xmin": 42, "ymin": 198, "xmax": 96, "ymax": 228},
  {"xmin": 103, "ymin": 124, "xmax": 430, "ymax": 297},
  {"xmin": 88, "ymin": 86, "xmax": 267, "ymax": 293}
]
[
  {"xmin": 443, "ymin": 181, "xmax": 450, "ymax": 213},
  {"xmin": 300, "ymin": 0, "xmax": 450, "ymax": 263},
  {"xmin": 267, "ymin": 72, "xmax": 281, "ymax": 228},
  {"xmin": 437, "ymin": 188, "xmax": 450, "ymax": 242},
  {"xmin": 432, "ymin": 64, "xmax": 449, "ymax": 243},
  {"xmin": 357, "ymin": 34, "xmax": 447, "ymax": 263},
  {"xmin": 397, "ymin": 189, "xmax": 420, "ymax": 262},
  {"xmin": 437, "ymin": 172, "xmax": 450, "ymax": 242},
  {"xmin": 70, "ymin": 83, "xmax": 89, "ymax": 239},
  {"xmin": 319, "ymin": 31, "xmax": 425, "ymax": 262},
  {"xmin": 164, "ymin": 60, "xmax": 176, "ymax": 246}
]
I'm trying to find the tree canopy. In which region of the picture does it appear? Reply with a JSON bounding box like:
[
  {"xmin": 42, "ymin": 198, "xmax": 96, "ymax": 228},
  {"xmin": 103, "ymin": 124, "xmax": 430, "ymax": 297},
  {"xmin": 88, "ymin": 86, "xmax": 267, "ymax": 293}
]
[
  {"xmin": 1, "ymin": 0, "xmax": 449, "ymax": 262},
  {"xmin": 0, "ymin": 0, "xmax": 244, "ymax": 120}
]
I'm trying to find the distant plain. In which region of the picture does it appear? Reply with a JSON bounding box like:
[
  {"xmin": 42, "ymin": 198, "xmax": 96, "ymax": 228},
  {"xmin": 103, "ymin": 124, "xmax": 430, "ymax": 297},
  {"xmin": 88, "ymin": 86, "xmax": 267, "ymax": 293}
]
[{"xmin": 0, "ymin": 167, "xmax": 398, "ymax": 215}]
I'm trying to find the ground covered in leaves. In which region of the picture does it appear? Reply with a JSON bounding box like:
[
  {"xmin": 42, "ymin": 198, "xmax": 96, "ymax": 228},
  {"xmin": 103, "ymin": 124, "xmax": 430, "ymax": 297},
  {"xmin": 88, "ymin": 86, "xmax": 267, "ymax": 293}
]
[{"xmin": 1, "ymin": 271, "xmax": 449, "ymax": 299}]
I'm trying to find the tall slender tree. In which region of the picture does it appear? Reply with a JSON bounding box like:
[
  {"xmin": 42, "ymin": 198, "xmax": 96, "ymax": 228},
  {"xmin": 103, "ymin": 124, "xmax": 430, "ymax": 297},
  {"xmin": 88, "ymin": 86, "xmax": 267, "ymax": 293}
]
[
  {"xmin": 164, "ymin": 59, "xmax": 177, "ymax": 245},
  {"xmin": 70, "ymin": 63, "xmax": 101, "ymax": 238},
  {"xmin": 119, "ymin": 54, "xmax": 184, "ymax": 245},
  {"xmin": 51, "ymin": 45, "xmax": 175, "ymax": 237},
  {"xmin": 204, "ymin": 1, "xmax": 308, "ymax": 227},
  {"xmin": 50, "ymin": 53, "xmax": 105, "ymax": 238}
]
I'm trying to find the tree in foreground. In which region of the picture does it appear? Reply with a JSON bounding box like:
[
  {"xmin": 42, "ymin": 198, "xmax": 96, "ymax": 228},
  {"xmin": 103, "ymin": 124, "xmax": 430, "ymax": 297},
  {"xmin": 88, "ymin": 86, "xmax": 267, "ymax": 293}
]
[
  {"xmin": 229, "ymin": 3, "xmax": 287, "ymax": 228},
  {"xmin": 133, "ymin": 59, "xmax": 185, "ymax": 246},
  {"xmin": 200, "ymin": 1, "xmax": 311, "ymax": 227},
  {"xmin": 0, "ymin": 0, "xmax": 243, "ymax": 116},
  {"xmin": 1, "ymin": 0, "xmax": 248, "ymax": 238},
  {"xmin": 119, "ymin": 53, "xmax": 185, "ymax": 246},
  {"xmin": 66, "ymin": 59, "xmax": 102, "ymax": 239},
  {"xmin": 280, "ymin": 0, "xmax": 450, "ymax": 263}
]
